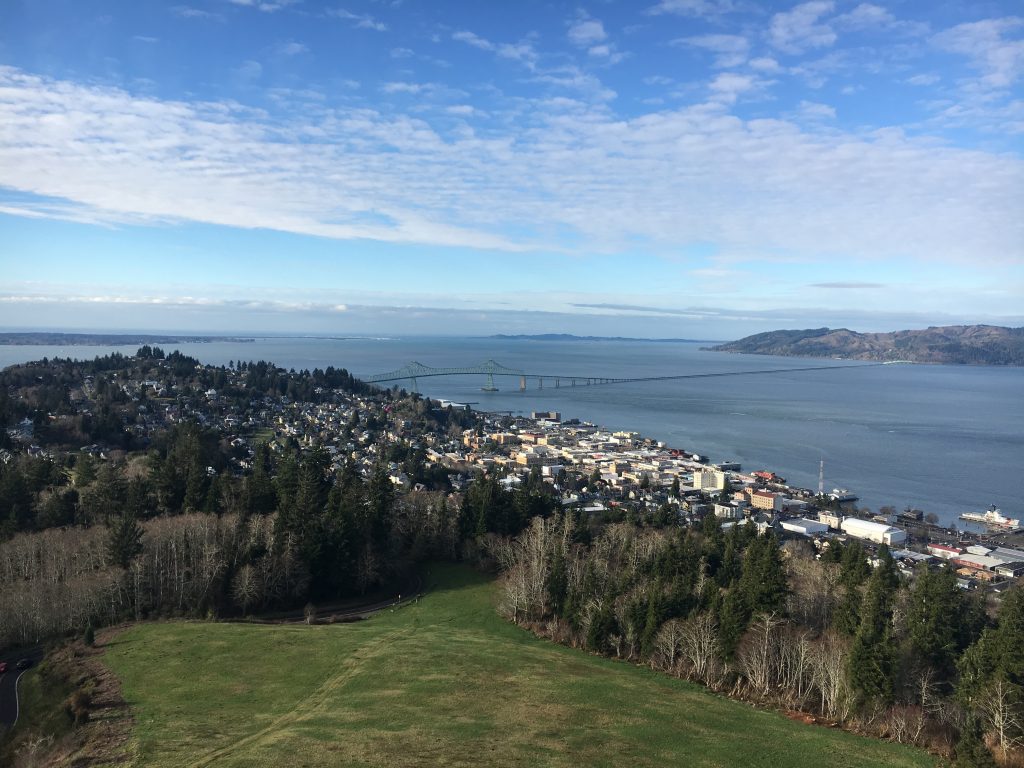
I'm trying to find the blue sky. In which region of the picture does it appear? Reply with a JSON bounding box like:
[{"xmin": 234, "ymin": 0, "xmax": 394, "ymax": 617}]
[{"xmin": 0, "ymin": 0, "xmax": 1021, "ymax": 337}]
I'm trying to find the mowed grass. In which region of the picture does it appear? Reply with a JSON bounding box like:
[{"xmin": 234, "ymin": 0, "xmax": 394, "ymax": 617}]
[{"xmin": 103, "ymin": 565, "xmax": 937, "ymax": 768}]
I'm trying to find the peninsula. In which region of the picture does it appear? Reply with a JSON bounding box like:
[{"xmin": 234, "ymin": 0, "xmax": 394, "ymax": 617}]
[{"xmin": 707, "ymin": 324, "xmax": 1024, "ymax": 365}]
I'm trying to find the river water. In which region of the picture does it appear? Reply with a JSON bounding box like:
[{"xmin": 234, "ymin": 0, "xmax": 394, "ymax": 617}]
[{"xmin": 2, "ymin": 336, "xmax": 1021, "ymax": 527}]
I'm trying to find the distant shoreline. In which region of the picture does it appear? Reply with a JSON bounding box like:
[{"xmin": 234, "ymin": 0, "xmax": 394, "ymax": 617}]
[
  {"xmin": 0, "ymin": 332, "xmax": 256, "ymax": 346},
  {"xmin": 489, "ymin": 333, "xmax": 721, "ymax": 343}
]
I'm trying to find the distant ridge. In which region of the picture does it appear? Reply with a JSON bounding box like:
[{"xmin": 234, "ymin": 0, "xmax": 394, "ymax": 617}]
[
  {"xmin": 707, "ymin": 325, "xmax": 1024, "ymax": 365},
  {"xmin": 490, "ymin": 333, "xmax": 717, "ymax": 343}
]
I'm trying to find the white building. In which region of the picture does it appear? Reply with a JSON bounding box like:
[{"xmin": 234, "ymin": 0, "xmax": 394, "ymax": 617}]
[
  {"xmin": 780, "ymin": 518, "xmax": 829, "ymax": 536},
  {"xmin": 841, "ymin": 517, "xmax": 907, "ymax": 546},
  {"xmin": 694, "ymin": 468, "xmax": 726, "ymax": 490}
]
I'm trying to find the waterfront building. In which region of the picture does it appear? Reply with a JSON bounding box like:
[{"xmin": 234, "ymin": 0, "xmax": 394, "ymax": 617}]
[
  {"xmin": 840, "ymin": 517, "xmax": 907, "ymax": 546},
  {"xmin": 780, "ymin": 518, "xmax": 829, "ymax": 536}
]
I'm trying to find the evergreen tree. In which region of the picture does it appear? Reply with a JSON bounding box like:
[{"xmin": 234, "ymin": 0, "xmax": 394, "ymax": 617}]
[
  {"xmin": 834, "ymin": 540, "xmax": 871, "ymax": 635},
  {"xmin": 737, "ymin": 531, "xmax": 788, "ymax": 614},
  {"xmin": 954, "ymin": 714, "xmax": 998, "ymax": 768},
  {"xmin": 546, "ymin": 547, "xmax": 568, "ymax": 616},
  {"xmin": 718, "ymin": 587, "xmax": 748, "ymax": 658},
  {"xmin": 848, "ymin": 563, "xmax": 899, "ymax": 707},
  {"xmin": 906, "ymin": 564, "xmax": 961, "ymax": 679},
  {"xmin": 106, "ymin": 507, "xmax": 143, "ymax": 569}
]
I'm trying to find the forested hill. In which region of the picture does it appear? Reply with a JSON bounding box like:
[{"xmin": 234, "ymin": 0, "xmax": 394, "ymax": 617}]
[{"xmin": 707, "ymin": 325, "xmax": 1024, "ymax": 365}]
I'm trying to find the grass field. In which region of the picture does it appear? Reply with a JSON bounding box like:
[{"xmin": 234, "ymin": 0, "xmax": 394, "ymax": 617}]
[{"xmin": 103, "ymin": 565, "xmax": 937, "ymax": 768}]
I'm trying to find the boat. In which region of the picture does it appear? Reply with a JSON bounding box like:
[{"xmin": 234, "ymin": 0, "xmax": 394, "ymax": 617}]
[
  {"xmin": 480, "ymin": 386, "xmax": 499, "ymax": 392},
  {"xmin": 960, "ymin": 506, "xmax": 1021, "ymax": 530}
]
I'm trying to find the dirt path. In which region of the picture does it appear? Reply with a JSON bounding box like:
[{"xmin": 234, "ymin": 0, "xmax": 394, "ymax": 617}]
[{"xmin": 188, "ymin": 625, "xmax": 413, "ymax": 767}]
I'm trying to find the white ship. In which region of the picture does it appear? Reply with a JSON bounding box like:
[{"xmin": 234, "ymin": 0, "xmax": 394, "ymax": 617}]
[{"xmin": 960, "ymin": 506, "xmax": 1021, "ymax": 530}]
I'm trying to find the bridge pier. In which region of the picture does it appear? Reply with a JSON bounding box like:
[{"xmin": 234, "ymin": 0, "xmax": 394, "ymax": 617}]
[
  {"xmin": 520, "ymin": 376, "xmax": 526, "ymax": 392},
  {"xmin": 539, "ymin": 377, "xmax": 543, "ymax": 390},
  {"xmin": 555, "ymin": 378, "xmax": 559, "ymax": 388}
]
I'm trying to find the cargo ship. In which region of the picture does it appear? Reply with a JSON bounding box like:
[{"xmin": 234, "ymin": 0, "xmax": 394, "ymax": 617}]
[{"xmin": 960, "ymin": 506, "xmax": 1021, "ymax": 531}]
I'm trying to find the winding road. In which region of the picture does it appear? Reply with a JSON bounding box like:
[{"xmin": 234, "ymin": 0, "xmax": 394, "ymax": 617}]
[{"xmin": 0, "ymin": 648, "xmax": 44, "ymax": 732}]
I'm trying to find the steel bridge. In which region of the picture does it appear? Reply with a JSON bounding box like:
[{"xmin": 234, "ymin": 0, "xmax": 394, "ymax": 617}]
[{"xmin": 362, "ymin": 359, "xmax": 896, "ymax": 393}]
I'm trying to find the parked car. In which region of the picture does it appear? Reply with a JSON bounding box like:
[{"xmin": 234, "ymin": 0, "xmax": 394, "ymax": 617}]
[{"xmin": 0, "ymin": 661, "xmax": 7, "ymax": 673}]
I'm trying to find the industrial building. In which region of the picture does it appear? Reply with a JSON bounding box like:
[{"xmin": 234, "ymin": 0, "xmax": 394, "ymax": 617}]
[
  {"xmin": 840, "ymin": 516, "xmax": 907, "ymax": 546},
  {"xmin": 780, "ymin": 518, "xmax": 829, "ymax": 536}
]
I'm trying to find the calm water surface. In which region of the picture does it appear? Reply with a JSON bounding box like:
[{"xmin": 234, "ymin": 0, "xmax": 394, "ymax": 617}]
[{"xmin": 2, "ymin": 337, "xmax": 1021, "ymax": 527}]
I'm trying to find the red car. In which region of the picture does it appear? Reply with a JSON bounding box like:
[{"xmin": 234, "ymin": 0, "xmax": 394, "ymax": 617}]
[{"xmin": 0, "ymin": 661, "xmax": 7, "ymax": 673}]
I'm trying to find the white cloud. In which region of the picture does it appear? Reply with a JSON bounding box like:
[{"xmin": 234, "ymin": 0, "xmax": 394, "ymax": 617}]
[
  {"xmin": 568, "ymin": 18, "xmax": 607, "ymax": 47},
  {"xmin": 906, "ymin": 73, "xmax": 939, "ymax": 86},
  {"xmin": 327, "ymin": 8, "xmax": 387, "ymax": 31},
  {"xmin": 708, "ymin": 72, "xmax": 769, "ymax": 103},
  {"xmin": 171, "ymin": 6, "xmax": 221, "ymax": 20},
  {"xmin": 235, "ymin": 60, "xmax": 263, "ymax": 80},
  {"xmin": 646, "ymin": 0, "xmax": 734, "ymax": 17},
  {"xmin": 133, "ymin": 35, "xmax": 159, "ymax": 44},
  {"xmin": 749, "ymin": 57, "xmax": 781, "ymax": 73},
  {"xmin": 835, "ymin": 3, "xmax": 893, "ymax": 30},
  {"xmin": 452, "ymin": 30, "xmax": 539, "ymax": 70},
  {"xmin": 933, "ymin": 17, "xmax": 1024, "ymax": 90},
  {"xmin": 0, "ymin": 66, "xmax": 1021, "ymax": 267},
  {"xmin": 228, "ymin": 0, "xmax": 299, "ymax": 11},
  {"xmin": 798, "ymin": 100, "xmax": 836, "ymax": 119},
  {"xmin": 275, "ymin": 41, "xmax": 308, "ymax": 56},
  {"xmin": 676, "ymin": 34, "xmax": 749, "ymax": 68},
  {"xmin": 769, "ymin": 1, "xmax": 837, "ymax": 54},
  {"xmin": 381, "ymin": 81, "xmax": 429, "ymax": 94}
]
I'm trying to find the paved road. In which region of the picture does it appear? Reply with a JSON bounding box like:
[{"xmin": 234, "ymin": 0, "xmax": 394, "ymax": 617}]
[{"xmin": 0, "ymin": 647, "xmax": 44, "ymax": 732}]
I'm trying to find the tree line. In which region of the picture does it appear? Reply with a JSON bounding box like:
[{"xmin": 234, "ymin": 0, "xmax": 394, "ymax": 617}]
[
  {"xmin": 0, "ymin": 460, "xmax": 559, "ymax": 647},
  {"xmin": 493, "ymin": 513, "xmax": 1022, "ymax": 766}
]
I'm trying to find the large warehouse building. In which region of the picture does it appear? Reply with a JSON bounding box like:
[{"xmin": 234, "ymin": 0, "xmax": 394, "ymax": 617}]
[{"xmin": 840, "ymin": 517, "xmax": 907, "ymax": 546}]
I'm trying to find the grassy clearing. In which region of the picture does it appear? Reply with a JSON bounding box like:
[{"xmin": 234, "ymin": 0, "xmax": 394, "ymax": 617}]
[{"xmin": 103, "ymin": 565, "xmax": 937, "ymax": 767}]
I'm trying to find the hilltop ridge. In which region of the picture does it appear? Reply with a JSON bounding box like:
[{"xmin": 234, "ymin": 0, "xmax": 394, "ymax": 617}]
[{"xmin": 707, "ymin": 324, "xmax": 1024, "ymax": 365}]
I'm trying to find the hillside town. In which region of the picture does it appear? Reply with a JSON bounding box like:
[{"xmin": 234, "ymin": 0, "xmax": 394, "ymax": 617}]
[{"xmin": 3, "ymin": 350, "xmax": 1021, "ymax": 594}]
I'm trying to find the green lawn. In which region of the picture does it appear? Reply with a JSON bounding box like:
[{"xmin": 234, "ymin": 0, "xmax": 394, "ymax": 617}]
[{"xmin": 103, "ymin": 565, "xmax": 937, "ymax": 767}]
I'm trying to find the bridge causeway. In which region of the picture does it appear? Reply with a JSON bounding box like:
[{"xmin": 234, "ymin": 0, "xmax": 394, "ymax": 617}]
[{"xmin": 361, "ymin": 359, "xmax": 893, "ymax": 392}]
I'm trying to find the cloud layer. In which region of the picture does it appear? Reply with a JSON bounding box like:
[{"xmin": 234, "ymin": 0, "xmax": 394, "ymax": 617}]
[{"xmin": 2, "ymin": 64, "xmax": 1021, "ymax": 267}]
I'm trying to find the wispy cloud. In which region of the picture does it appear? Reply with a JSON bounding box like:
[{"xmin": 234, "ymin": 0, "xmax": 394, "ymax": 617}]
[
  {"xmin": 707, "ymin": 72, "xmax": 771, "ymax": 103},
  {"xmin": 327, "ymin": 8, "xmax": 387, "ymax": 31},
  {"xmin": 274, "ymin": 41, "xmax": 308, "ymax": 56},
  {"xmin": 568, "ymin": 16, "xmax": 607, "ymax": 48},
  {"xmin": 452, "ymin": 30, "xmax": 539, "ymax": 70},
  {"xmin": 769, "ymin": 1, "xmax": 837, "ymax": 55},
  {"xmin": 171, "ymin": 6, "xmax": 221, "ymax": 20},
  {"xmin": 646, "ymin": 0, "xmax": 734, "ymax": 18},
  {"xmin": 0, "ymin": 65, "xmax": 1021, "ymax": 266},
  {"xmin": 228, "ymin": 0, "xmax": 299, "ymax": 12},
  {"xmin": 798, "ymin": 100, "xmax": 836, "ymax": 120},
  {"xmin": 675, "ymin": 34, "xmax": 749, "ymax": 68},
  {"xmin": 932, "ymin": 17, "xmax": 1024, "ymax": 90}
]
